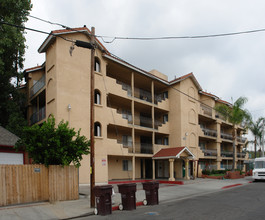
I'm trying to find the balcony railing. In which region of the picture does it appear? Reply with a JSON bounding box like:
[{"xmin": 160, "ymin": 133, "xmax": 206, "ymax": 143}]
[
  {"xmin": 117, "ymin": 80, "xmax": 132, "ymax": 96},
  {"xmin": 30, "ymin": 75, "xmax": 45, "ymax": 98},
  {"xmin": 237, "ymin": 152, "xmax": 246, "ymax": 158},
  {"xmin": 134, "ymin": 88, "xmax": 152, "ymax": 103},
  {"xmin": 221, "ymin": 133, "xmax": 233, "ymax": 141},
  {"xmin": 237, "ymin": 164, "xmax": 244, "ymax": 170},
  {"xmin": 135, "ymin": 142, "xmax": 153, "ymax": 154},
  {"xmin": 221, "ymin": 151, "xmax": 233, "ymax": 158},
  {"xmin": 237, "ymin": 136, "xmax": 247, "ymax": 143},
  {"xmin": 134, "ymin": 115, "xmax": 153, "ymax": 128},
  {"xmin": 200, "ymin": 104, "xmax": 212, "ymax": 117},
  {"xmin": 200, "ymin": 164, "xmax": 217, "ymax": 171},
  {"xmin": 202, "ymin": 149, "xmax": 217, "ymax": 157},
  {"xmin": 30, "ymin": 106, "xmax": 46, "ymax": 125},
  {"xmin": 220, "ymin": 164, "xmax": 232, "ymax": 170},
  {"xmin": 201, "ymin": 127, "xmax": 217, "ymax": 138}
]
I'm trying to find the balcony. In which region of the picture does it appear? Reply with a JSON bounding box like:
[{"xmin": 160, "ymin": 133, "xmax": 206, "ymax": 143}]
[
  {"xmin": 134, "ymin": 88, "xmax": 152, "ymax": 103},
  {"xmin": 221, "ymin": 151, "xmax": 233, "ymax": 158},
  {"xmin": 237, "ymin": 136, "xmax": 247, "ymax": 143},
  {"xmin": 220, "ymin": 164, "xmax": 232, "ymax": 170},
  {"xmin": 134, "ymin": 115, "xmax": 153, "ymax": 129},
  {"xmin": 30, "ymin": 106, "xmax": 46, "ymax": 125},
  {"xmin": 202, "ymin": 149, "xmax": 217, "ymax": 157},
  {"xmin": 221, "ymin": 133, "xmax": 233, "ymax": 141},
  {"xmin": 201, "ymin": 127, "xmax": 217, "ymax": 138},
  {"xmin": 30, "ymin": 75, "xmax": 45, "ymax": 98},
  {"xmin": 237, "ymin": 152, "xmax": 246, "ymax": 158},
  {"xmin": 117, "ymin": 80, "xmax": 132, "ymax": 97},
  {"xmin": 135, "ymin": 142, "xmax": 153, "ymax": 154},
  {"xmin": 200, "ymin": 104, "xmax": 212, "ymax": 118}
]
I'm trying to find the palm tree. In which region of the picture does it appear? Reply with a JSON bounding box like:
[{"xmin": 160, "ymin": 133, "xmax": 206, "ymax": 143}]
[
  {"xmin": 215, "ymin": 97, "xmax": 250, "ymax": 171},
  {"xmin": 247, "ymin": 117, "xmax": 265, "ymax": 158}
]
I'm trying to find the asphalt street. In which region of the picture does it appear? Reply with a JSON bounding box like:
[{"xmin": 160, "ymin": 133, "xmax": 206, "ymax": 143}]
[{"xmin": 82, "ymin": 181, "xmax": 265, "ymax": 220}]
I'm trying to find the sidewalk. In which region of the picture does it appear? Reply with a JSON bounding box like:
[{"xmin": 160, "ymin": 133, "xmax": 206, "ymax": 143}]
[{"xmin": 0, "ymin": 177, "xmax": 253, "ymax": 220}]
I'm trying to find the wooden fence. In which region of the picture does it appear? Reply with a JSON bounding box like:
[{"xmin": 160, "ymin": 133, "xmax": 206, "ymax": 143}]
[{"xmin": 0, "ymin": 165, "xmax": 79, "ymax": 206}]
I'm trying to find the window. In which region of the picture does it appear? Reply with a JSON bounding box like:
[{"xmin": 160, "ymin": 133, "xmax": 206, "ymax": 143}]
[
  {"xmin": 122, "ymin": 135, "xmax": 132, "ymax": 147},
  {"xmin": 123, "ymin": 160, "xmax": 132, "ymax": 171},
  {"xmin": 94, "ymin": 90, "xmax": 101, "ymax": 104},
  {"xmin": 94, "ymin": 57, "xmax": 101, "ymax": 72},
  {"xmin": 94, "ymin": 122, "xmax": 101, "ymax": 137},
  {"xmin": 163, "ymin": 91, "xmax": 168, "ymax": 99},
  {"xmin": 156, "ymin": 138, "xmax": 162, "ymax": 145},
  {"xmin": 164, "ymin": 137, "xmax": 169, "ymax": 145},
  {"xmin": 163, "ymin": 114, "xmax": 168, "ymax": 123}
]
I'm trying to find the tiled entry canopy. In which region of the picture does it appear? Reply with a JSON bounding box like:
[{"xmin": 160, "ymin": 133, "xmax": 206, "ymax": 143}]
[
  {"xmin": 153, "ymin": 147, "xmax": 195, "ymax": 181},
  {"xmin": 153, "ymin": 147, "xmax": 195, "ymax": 160}
]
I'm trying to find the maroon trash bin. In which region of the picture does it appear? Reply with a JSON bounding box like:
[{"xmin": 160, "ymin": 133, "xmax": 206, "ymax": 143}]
[
  {"xmin": 118, "ymin": 183, "xmax": 137, "ymax": 210},
  {"xmin": 94, "ymin": 185, "xmax": 113, "ymax": 215},
  {"xmin": 142, "ymin": 181, "xmax": 159, "ymax": 205}
]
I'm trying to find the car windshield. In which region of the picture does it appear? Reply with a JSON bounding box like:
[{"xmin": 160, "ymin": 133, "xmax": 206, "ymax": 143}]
[{"xmin": 255, "ymin": 161, "xmax": 265, "ymax": 169}]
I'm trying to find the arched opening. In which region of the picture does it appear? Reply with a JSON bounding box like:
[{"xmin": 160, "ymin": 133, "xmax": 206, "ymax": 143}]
[
  {"xmin": 94, "ymin": 57, "xmax": 101, "ymax": 72},
  {"xmin": 94, "ymin": 89, "xmax": 101, "ymax": 105},
  {"xmin": 94, "ymin": 122, "xmax": 101, "ymax": 137}
]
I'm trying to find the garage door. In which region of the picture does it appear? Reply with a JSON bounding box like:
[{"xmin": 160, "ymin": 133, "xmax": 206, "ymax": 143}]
[{"xmin": 0, "ymin": 152, "xmax": 24, "ymax": 164}]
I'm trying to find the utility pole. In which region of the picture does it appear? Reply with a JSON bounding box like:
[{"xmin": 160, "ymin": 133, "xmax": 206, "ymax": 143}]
[
  {"xmin": 71, "ymin": 26, "xmax": 96, "ymax": 208},
  {"xmin": 90, "ymin": 26, "xmax": 95, "ymax": 208},
  {"xmin": 262, "ymin": 121, "xmax": 265, "ymax": 157}
]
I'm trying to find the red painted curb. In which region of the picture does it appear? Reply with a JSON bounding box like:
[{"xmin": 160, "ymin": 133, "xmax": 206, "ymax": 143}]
[
  {"xmin": 112, "ymin": 201, "xmax": 144, "ymax": 211},
  {"xmin": 108, "ymin": 180, "xmax": 184, "ymax": 185},
  {"xmin": 222, "ymin": 183, "xmax": 242, "ymax": 189}
]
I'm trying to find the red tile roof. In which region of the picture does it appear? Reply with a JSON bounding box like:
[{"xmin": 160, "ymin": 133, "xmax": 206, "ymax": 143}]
[{"xmin": 153, "ymin": 147, "xmax": 188, "ymax": 159}]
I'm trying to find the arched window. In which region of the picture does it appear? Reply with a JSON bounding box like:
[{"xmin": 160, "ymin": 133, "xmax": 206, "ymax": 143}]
[
  {"xmin": 94, "ymin": 122, "xmax": 101, "ymax": 137},
  {"xmin": 94, "ymin": 57, "xmax": 101, "ymax": 72},
  {"xmin": 94, "ymin": 89, "xmax": 101, "ymax": 105}
]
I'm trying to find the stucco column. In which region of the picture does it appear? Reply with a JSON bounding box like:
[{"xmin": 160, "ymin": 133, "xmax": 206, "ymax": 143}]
[
  {"xmin": 169, "ymin": 158, "xmax": 175, "ymax": 181},
  {"xmin": 152, "ymin": 159, "xmax": 155, "ymax": 180},
  {"xmin": 132, "ymin": 156, "xmax": 135, "ymax": 180},
  {"xmin": 184, "ymin": 159, "xmax": 190, "ymax": 180}
]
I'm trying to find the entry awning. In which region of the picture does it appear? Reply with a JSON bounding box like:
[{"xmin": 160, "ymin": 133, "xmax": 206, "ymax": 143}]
[{"xmin": 153, "ymin": 147, "xmax": 195, "ymax": 160}]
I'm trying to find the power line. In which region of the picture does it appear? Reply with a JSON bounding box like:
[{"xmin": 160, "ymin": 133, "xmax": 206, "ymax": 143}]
[
  {"xmin": 0, "ymin": 20, "xmax": 249, "ymax": 114},
  {"xmin": 0, "ymin": 20, "xmax": 74, "ymax": 43},
  {"xmin": 97, "ymin": 28, "xmax": 265, "ymax": 43},
  {"xmin": 27, "ymin": 15, "xmax": 265, "ymax": 43},
  {"xmin": 28, "ymin": 15, "xmax": 70, "ymax": 29}
]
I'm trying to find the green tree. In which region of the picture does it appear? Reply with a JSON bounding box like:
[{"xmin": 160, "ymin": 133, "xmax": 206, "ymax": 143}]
[
  {"xmin": 215, "ymin": 97, "xmax": 250, "ymax": 171},
  {"xmin": 15, "ymin": 116, "xmax": 90, "ymax": 167},
  {"xmin": 0, "ymin": 0, "xmax": 32, "ymax": 135},
  {"xmin": 247, "ymin": 117, "xmax": 265, "ymax": 158}
]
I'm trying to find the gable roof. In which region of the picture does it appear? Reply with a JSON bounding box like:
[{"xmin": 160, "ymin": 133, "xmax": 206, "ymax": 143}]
[
  {"xmin": 38, "ymin": 27, "xmax": 109, "ymax": 54},
  {"xmin": 0, "ymin": 126, "xmax": 19, "ymax": 147},
  {"xmin": 169, "ymin": 72, "xmax": 202, "ymax": 91},
  {"xmin": 153, "ymin": 147, "xmax": 195, "ymax": 159}
]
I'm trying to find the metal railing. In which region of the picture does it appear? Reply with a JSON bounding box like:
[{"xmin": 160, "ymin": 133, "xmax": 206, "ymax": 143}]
[
  {"xmin": 237, "ymin": 136, "xmax": 247, "ymax": 143},
  {"xmin": 200, "ymin": 104, "xmax": 212, "ymax": 117},
  {"xmin": 221, "ymin": 151, "xmax": 233, "ymax": 158},
  {"xmin": 201, "ymin": 127, "xmax": 217, "ymax": 138},
  {"xmin": 237, "ymin": 152, "xmax": 246, "ymax": 158},
  {"xmin": 220, "ymin": 164, "xmax": 232, "ymax": 170},
  {"xmin": 134, "ymin": 88, "xmax": 152, "ymax": 103},
  {"xmin": 30, "ymin": 106, "xmax": 46, "ymax": 125},
  {"xmin": 221, "ymin": 132, "xmax": 233, "ymax": 141},
  {"xmin": 135, "ymin": 142, "xmax": 153, "ymax": 154},
  {"xmin": 202, "ymin": 149, "xmax": 217, "ymax": 157},
  {"xmin": 134, "ymin": 115, "xmax": 153, "ymax": 128},
  {"xmin": 117, "ymin": 80, "xmax": 132, "ymax": 96},
  {"xmin": 200, "ymin": 164, "xmax": 217, "ymax": 171},
  {"xmin": 30, "ymin": 75, "xmax": 45, "ymax": 98}
]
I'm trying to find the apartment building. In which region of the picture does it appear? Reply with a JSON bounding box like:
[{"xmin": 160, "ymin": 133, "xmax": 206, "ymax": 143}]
[{"xmin": 24, "ymin": 27, "xmax": 248, "ymax": 184}]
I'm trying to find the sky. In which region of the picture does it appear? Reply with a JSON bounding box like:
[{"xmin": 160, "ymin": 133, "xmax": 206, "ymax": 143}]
[{"xmin": 23, "ymin": 0, "xmax": 265, "ymax": 147}]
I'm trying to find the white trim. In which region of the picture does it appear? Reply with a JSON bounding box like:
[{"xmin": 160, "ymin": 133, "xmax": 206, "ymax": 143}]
[{"xmin": 153, "ymin": 147, "xmax": 195, "ymax": 160}]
